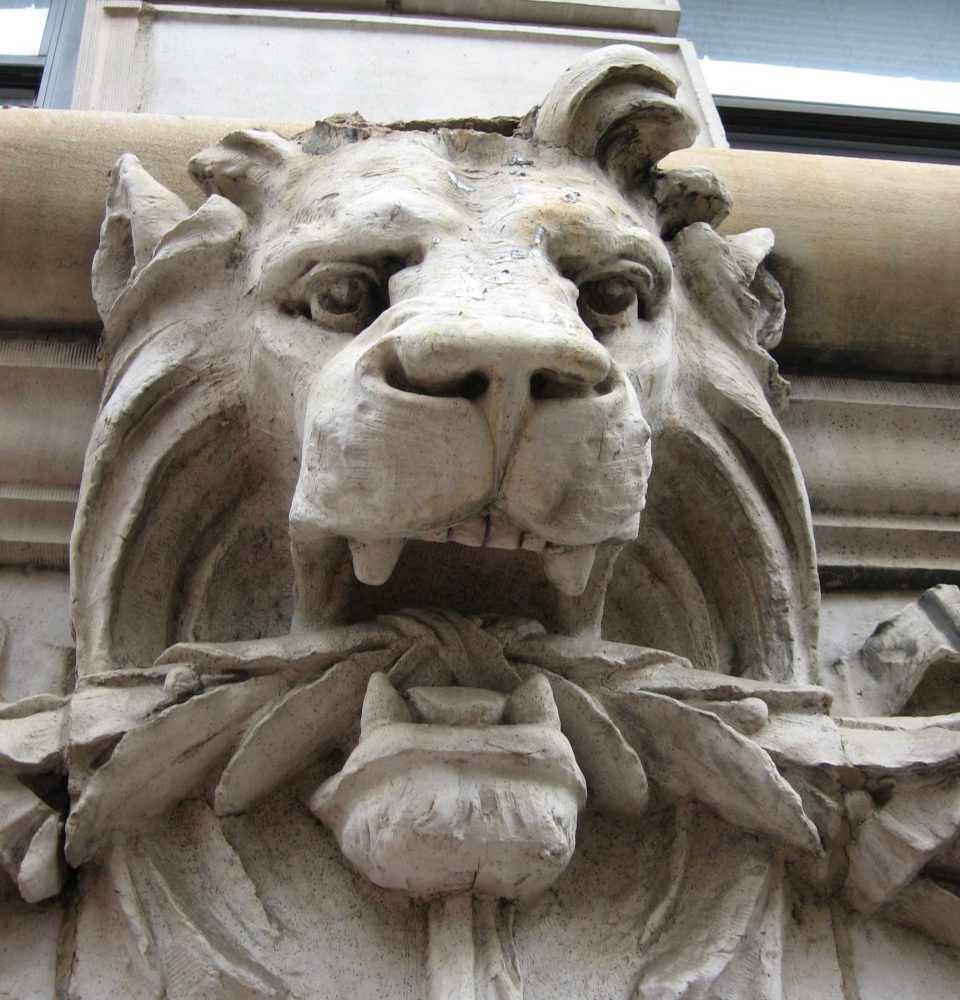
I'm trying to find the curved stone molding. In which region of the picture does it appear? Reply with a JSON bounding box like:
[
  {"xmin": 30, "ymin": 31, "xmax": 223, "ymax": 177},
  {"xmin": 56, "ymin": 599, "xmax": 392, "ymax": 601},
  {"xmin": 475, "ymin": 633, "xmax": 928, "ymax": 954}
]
[{"xmin": 4, "ymin": 111, "xmax": 959, "ymax": 379}]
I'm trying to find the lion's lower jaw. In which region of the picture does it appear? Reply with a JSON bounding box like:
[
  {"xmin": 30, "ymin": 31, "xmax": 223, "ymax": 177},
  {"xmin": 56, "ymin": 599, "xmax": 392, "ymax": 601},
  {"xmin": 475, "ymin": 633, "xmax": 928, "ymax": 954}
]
[{"xmin": 290, "ymin": 530, "xmax": 627, "ymax": 639}]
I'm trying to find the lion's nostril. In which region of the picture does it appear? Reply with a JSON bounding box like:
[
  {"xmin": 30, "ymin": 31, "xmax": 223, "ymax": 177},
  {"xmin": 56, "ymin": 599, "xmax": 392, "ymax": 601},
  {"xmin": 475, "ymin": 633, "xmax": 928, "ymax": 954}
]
[
  {"xmin": 530, "ymin": 370, "xmax": 596, "ymax": 401},
  {"xmin": 459, "ymin": 371, "xmax": 489, "ymax": 401},
  {"xmin": 387, "ymin": 331, "xmax": 611, "ymax": 403},
  {"xmin": 386, "ymin": 361, "xmax": 489, "ymax": 401},
  {"xmin": 385, "ymin": 362, "xmax": 415, "ymax": 395},
  {"xmin": 594, "ymin": 372, "xmax": 616, "ymax": 396}
]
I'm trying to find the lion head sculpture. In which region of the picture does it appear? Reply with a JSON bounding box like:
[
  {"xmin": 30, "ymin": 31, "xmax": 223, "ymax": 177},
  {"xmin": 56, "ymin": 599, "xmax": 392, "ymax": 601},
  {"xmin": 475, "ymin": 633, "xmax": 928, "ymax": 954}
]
[
  {"xmin": 6, "ymin": 47, "xmax": 960, "ymax": 1000},
  {"xmin": 25, "ymin": 44, "xmax": 960, "ymax": 1000},
  {"xmin": 74, "ymin": 45, "xmax": 818, "ymax": 687}
]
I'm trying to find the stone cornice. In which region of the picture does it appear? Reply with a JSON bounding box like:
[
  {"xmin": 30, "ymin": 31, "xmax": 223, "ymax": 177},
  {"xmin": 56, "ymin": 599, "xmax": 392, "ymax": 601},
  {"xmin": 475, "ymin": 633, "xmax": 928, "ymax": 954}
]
[{"xmin": 0, "ymin": 339, "xmax": 99, "ymax": 568}]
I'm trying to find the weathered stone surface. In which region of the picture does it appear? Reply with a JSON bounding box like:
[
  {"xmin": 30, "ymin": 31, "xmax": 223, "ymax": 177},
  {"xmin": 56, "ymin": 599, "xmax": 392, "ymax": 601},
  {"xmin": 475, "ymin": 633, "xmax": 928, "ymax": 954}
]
[
  {"xmin": 782, "ymin": 379, "xmax": 960, "ymax": 586},
  {"xmin": 2, "ymin": 42, "xmax": 960, "ymax": 999}
]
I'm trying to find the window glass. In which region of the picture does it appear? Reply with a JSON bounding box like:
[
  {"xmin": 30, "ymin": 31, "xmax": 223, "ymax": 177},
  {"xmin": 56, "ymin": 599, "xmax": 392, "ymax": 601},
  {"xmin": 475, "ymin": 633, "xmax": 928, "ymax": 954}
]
[
  {"xmin": 0, "ymin": 0, "xmax": 51, "ymax": 57},
  {"xmin": 681, "ymin": 0, "xmax": 960, "ymax": 114}
]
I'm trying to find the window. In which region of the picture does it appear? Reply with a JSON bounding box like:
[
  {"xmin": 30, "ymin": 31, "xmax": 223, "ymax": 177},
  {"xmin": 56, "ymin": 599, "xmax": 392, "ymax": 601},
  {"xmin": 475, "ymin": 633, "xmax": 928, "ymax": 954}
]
[
  {"xmin": 680, "ymin": 0, "xmax": 960, "ymax": 162},
  {"xmin": 0, "ymin": 0, "xmax": 86, "ymax": 108}
]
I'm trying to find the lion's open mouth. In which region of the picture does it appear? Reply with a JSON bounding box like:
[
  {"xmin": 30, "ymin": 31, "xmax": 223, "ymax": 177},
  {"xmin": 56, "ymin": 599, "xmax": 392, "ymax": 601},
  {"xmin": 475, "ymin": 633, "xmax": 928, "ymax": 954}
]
[
  {"xmin": 359, "ymin": 540, "xmax": 563, "ymax": 624},
  {"xmin": 292, "ymin": 507, "xmax": 622, "ymax": 635},
  {"xmin": 352, "ymin": 507, "xmax": 599, "ymax": 597}
]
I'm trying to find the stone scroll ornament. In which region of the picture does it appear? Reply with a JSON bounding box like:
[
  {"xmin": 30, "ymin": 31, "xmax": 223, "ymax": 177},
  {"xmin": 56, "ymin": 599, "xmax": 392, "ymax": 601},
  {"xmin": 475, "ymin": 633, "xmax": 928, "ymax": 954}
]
[{"xmin": 2, "ymin": 46, "xmax": 960, "ymax": 999}]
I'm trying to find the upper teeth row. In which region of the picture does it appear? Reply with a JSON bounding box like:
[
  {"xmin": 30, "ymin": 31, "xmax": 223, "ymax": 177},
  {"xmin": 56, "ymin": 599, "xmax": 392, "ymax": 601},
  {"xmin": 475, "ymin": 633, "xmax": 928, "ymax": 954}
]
[
  {"xmin": 413, "ymin": 512, "xmax": 545, "ymax": 552},
  {"xmin": 346, "ymin": 519, "xmax": 598, "ymax": 597}
]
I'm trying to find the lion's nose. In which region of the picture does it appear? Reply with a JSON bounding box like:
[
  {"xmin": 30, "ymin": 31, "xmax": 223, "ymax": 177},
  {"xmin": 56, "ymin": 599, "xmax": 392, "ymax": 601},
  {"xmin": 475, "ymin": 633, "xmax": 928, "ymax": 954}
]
[
  {"xmin": 387, "ymin": 325, "xmax": 613, "ymax": 403},
  {"xmin": 378, "ymin": 323, "xmax": 615, "ymax": 474}
]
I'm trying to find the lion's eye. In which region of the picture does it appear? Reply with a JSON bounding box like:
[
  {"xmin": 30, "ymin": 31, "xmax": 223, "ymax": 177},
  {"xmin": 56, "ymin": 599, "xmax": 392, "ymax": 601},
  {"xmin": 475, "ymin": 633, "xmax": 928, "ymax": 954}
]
[
  {"xmin": 310, "ymin": 274, "xmax": 382, "ymax": 325},
  {"xmin": 578, "ymin": 277, "xmax": 637, "ymax": 316},
  {"xmin": 288, "ymin": 263, "xmax": 387, "ymax": 335},
  {"xmin": 575, "ymin": 264, "xmax": 655, "ymax": 337}
]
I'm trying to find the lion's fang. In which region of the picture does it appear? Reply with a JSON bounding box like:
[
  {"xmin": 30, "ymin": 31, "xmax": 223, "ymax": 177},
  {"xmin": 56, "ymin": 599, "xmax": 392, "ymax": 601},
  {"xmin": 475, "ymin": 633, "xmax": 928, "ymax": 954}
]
[
  {"xmin": 542, "ymin": 544, "xmax": 597, "ymax": 596},
  {"xmin": 348, "ymin": 538, "xmax": 405, "ymax": 586}
]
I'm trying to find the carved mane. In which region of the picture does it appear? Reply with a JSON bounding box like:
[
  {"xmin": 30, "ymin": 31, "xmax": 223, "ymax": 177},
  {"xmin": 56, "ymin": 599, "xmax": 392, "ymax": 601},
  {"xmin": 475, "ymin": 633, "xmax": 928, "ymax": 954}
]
[{"xmin": 72, "ymin": 45, "xmax": 818, "ymax": 685}]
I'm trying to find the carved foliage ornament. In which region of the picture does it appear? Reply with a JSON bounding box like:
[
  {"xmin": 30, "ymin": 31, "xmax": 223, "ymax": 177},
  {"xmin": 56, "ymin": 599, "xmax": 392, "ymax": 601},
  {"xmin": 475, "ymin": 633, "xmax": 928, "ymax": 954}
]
[{"xmin": 2, "ymin": 45, "xmax": 960, "ymax": 999}]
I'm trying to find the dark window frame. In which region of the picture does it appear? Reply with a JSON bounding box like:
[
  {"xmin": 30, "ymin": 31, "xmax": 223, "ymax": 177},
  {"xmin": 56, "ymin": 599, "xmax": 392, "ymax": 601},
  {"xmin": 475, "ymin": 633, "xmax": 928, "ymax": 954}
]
[{"xmin": 716, "ymin": 96, "xmax": 960, "ymax": 164}]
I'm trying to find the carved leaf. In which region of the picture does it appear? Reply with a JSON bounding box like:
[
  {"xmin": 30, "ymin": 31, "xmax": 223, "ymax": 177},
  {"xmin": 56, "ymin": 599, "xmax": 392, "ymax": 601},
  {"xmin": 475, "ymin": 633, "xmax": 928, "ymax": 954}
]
[
  {"xmin": 824, "ymin": 584, "xmax": 960, "ymax": 716},
  {"xmin": 632, "ymin": 808, "xmax": 784, "ymax": 1000},
  {"xmin": 68, "ymin": 683, "xmax": 173, "ymax": 756},
  {"xmin": 0, "ymin": 772, "xmax": 64, "ymax": 902},
  {"xmin": 66, "ymin": 676, "xmax": 285, "ymax": 866},
  {"xmin": 114, "ymin": 800, "xmax": 285, "ymax": 1000},
  {"xmin": 0, "ymin": 701, "xmax": 66, "ymax": 771},
  {"xmin": 525, "ymin": 669, "xmax": 648, "ymax": 818},
  {"xmin": 214, "ymin": 648, "xmax": 398, "ymax": 815},
  {"xmin": 844, "ymin": 775, "xmax": 960, "ymax": 913},
  {"xmin": 886, "ymin": 877, "xmax": 960, "ymax": 952},
  {"xmin": 158, "ymin": 620, "xmax": 399, "ymax": 677},
  {"xmin": 16, "ymin": 812, "xmax": 64, "ymax": 904},
  {"xmin": 505, "ymin": 631, "xmax": 830, "ymax": 712},
  {"xmin": 69, "ymin": 842, "xmax": 164, "ymax": 998},
  {"xmin": 598, "ymin": 688, "xmax": 821, "ymax": 853},
  {"xmin": 503, "ymin": 630, "xmax": 692, "ymax": 682},
  {"xmin": 839, "ymin": 721, "xmax": 960, "ymax": 777},
  {"xmin": 132, "ymin": 844, "xmax": 285, "ymax": 1000},
  {"xmin": 105, "ymin": 839, "xmax": 165, "ymax": 991}
]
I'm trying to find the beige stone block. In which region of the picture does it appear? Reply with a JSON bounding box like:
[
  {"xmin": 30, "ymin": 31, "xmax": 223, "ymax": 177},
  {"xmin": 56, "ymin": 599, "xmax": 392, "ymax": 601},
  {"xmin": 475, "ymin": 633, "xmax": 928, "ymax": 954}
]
[{"xmin": 668, "ymin": 146, "xmax": 960, "ymax": 376}]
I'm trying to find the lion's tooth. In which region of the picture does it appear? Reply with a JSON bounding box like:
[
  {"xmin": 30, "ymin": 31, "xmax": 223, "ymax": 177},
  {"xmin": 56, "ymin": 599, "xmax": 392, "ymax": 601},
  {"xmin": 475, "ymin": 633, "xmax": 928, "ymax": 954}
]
[
  {"xmin": 542, "ymin": 544, "xmax": 597, "ymax": 596},
  {"xmin": 450, "ymin": 515, "xmax": 486, "ymax": 547},
  {"xmin": 486, "ymin": 512, "xmax": 521, "ymax": 549},
  {"xmin": 348, "ymin": 538, "xmax": 404, "ymax": 585},
  {"xmin": 417, "ymin": 527, "xmax": 450, "ymax": 543},
  {"xmin": 520, "ymin": 533, "xmax": 546, "ymax": 552}
]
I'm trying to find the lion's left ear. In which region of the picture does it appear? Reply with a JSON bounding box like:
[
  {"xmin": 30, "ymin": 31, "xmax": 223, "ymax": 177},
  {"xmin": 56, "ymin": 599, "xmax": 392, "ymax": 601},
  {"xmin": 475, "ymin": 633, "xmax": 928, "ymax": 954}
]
[
  {"xmin": 530, "ymin": 45, "xmax": 698, "ymax": 173},
  {"xmin": 92, "ymin": 154, "xmax": 190, "ymax": 316}
]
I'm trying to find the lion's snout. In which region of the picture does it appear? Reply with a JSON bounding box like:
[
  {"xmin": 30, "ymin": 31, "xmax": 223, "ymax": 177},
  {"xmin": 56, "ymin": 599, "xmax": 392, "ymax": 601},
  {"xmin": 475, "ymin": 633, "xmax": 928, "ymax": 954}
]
[
  {"xmin": 294, "ymin": 310, "xmax": 647, "ymax": 531},
  {"xmin": 382, "ymin": 313, "xmax": 613, "ymax": 404},
  {"xmin": 359, "ymin": 311, "xmax": 616, "ymax": 467}
]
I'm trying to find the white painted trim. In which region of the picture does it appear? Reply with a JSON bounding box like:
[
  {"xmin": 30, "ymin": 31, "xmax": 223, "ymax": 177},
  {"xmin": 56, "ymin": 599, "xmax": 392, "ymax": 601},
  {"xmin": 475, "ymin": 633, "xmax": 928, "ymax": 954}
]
[{"xmin": 702, "ymin": 58, "xmax": 960, "ymax": 118}]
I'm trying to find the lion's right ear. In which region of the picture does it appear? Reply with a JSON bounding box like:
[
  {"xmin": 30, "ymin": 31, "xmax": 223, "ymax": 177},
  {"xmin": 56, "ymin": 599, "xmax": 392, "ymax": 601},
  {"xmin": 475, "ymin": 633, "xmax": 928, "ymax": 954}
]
[
  {"xmin": 188, "ymin": 129, "xmax": 294, "ymax": 212},
  {"xmin": 530, "ymin": 45, "xmax": 698, "ymax": 174},
  {"xmin": 653, "ymin": 167, "xmax": 732, "ymax": 240},
  {"xmin": 92, "ymin": 154, "xmax": 190, "ymax": 317}
]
